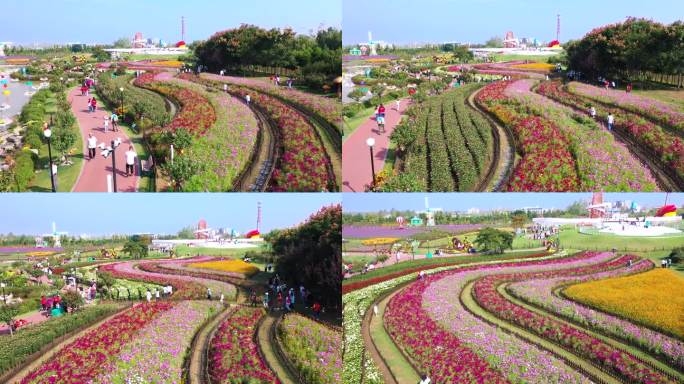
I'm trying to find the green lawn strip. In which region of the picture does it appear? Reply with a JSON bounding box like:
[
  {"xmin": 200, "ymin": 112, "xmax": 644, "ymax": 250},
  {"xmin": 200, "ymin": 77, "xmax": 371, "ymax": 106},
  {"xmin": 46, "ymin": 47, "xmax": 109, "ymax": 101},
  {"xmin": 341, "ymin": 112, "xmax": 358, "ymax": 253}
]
[
  {"xmin": 460, "ymin": 280, "xmax": 621, "ymax": 384},
  {"xmin": 173, "ymin": 245, "xmax": 259, "ymax": 258},
  {"xmin": 491, "ymin": 53, "xmax": 560, "ymax": 62},
  {"xmin": 559, "ymin": 229, "xmax": 684, "ymax": 252},
  {"xmin": 343, "ymin": 249, "xmax": 548, "ymax": 286},
  {"xmin": 343, "ymin": 106, "xmax": 375, "ymax": 140},
  {"xmin": 499, "ymin": 283, "xmax": 684, "ymax": 381},
  {"xmin": 308, "ymin": 116, "xmax": 342, "ymax": 189},
  {"xmin": 29, "ymin": 89, "xmax": 84, "ymax": 192},
  {"xmin": 632, "ymin": 90, "xmax": 684, "ymax": 112},
  {"xmin": 369, "ymin": 288, "xmax": 420, "ymax": 383}
]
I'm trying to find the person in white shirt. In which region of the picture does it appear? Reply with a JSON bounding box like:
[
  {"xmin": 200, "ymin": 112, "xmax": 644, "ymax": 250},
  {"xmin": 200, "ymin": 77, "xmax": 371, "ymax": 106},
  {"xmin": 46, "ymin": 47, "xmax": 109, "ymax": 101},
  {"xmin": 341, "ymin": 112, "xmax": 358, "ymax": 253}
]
[
  {"xmin": 155, "ymin": 289, "xmax": 160, "ymax": 300},
  {"xmin": 124, "ymin": 146, "xmax": 136, "ymax": 176},
  {"xmin": 103, "ymin": 116, "xmax": 109, "ymax": 133},
  {"xmin": 87, "ymin": 133, "xmax": 98, "ymax": 160},
  {"xmin": 223, "ymin": 83, "xmax": 228, "ymax": 92},
  {"xmin": 395, "ymin": 99, "xmax": 401, "ymax": 111},
  {"xmin": 245, "ymin": 94, "xmax": 251, "ymax": 104},
  {"xmin": 607, "ymin": 113, "xmax": 614, "ymax": 131},
  {"xmin": 146, "ymin": 290, "xmax": 151, "ymax": 303},
  {"xmin": 589, "ymin": 106, "xmax": 596, "ymax": 119},
  {"xmin": 419, "ymin": 375, "xmax": 431, "ymax": 384},
  {"xmin": 51, "ymin": 163, "xmax": 58, "ymax": 190}
]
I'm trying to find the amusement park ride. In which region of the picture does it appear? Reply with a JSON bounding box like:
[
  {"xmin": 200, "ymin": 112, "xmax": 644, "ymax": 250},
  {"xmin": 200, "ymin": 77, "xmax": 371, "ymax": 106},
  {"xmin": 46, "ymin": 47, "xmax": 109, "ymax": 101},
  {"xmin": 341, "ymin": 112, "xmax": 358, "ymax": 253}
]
[{"xmin": 534, "ymin": 192, "xmax": 682, "ymax": 236}]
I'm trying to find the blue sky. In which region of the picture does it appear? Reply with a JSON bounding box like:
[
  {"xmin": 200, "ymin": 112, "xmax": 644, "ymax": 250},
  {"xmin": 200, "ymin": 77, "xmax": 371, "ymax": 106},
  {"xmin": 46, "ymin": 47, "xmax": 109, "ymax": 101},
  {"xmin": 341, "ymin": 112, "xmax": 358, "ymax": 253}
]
[
  {"xmin": 343, "ymin": 0, "xmax": 682, "ymax": 45},
  {"xmin": 4, "ymin": 0, "xmax": 342, "ymax": 45},
  {"xmin": 0, "ymin": 193, "xmax": 341, "ymax": 236},
  {"xmin": 343, "ymin": 193, "xmax": 684, "ymax": 213}
]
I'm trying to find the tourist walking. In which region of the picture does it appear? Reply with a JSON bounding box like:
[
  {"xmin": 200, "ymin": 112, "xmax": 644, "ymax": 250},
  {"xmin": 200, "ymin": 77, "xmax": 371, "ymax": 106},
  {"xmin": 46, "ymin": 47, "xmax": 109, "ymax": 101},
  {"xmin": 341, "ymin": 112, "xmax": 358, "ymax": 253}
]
[
  {"xmin": 589, "ymin": 106, "xmax": 596, "ymax": 119},
  {"xmin": 263, "ymin": 291, "xmax": 270, "ymax": 311},
  {"xmin": 607, "ymin": 113, "xmax": 614, "ymax": 131},
  {"xmin": 41, "ymin": 295, "xmax": 47, "ymax": 311},
  {"xmin": 90, "ymin": 97, "xmax": 97, "ymax": 113},
  {"xmin": 207, "ymin": 288, "xmax": 212, "ymax": 300},
  {"xmin": 312, "ymin": 300, "xmax": 321, "ymax": 319},
  {"xmin": 103, "ymin": 116, "xmax": 109, "ymax": 133},
  {"xmin": 87, "ymin": 133, "xmax": 97, "ymax": 160},
  {"xmin": 124, "ymin": 146, "xmax": 137, "ymax": 177},
  {"xmin": 395, "ymin": 99, "xmax": 401, "ymax": 111},
  {"xmin": 87, "ymin": 98, "xmax": 92, "ymax": 113},
  {"xmin": 626, "ymin": 83, "xmax": 633, "ymax": 93},
  {"xmin": 285, "ymin": 295, "xmax": 292, "ymax": 311},
  {"xmin": 287, "ymin": 78, "xmax": 293, "ymax": 89},
  {"xmin": 146, "ymin": 289, "xmax": 151, "ymax": 303},
  {"xmin": 220, "ymin": 293, "xmax": 224, "ymax": 304},
  {"xmin": 277, "ymin": 291, "xmax": 283, "ymax": 310},
  {"xmin": 223, "ymin": 83, "xmax": 228, "ymax": 93},
  {"xmin": 245, "ymin": 94, "xmax": 251, "ymax": 104},
  {"xmin": 111, "ymin": 112, "xmax": 119, "ymax": 132}
]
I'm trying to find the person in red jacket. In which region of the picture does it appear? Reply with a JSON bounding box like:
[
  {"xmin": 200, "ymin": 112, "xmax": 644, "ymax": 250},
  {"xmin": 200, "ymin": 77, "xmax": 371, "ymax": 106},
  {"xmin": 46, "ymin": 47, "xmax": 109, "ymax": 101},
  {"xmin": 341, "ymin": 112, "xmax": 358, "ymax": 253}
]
[
  {"xmin": 312, "ymin": 301, "xmax": 321, "ymax": 319},
  {"xmin": 40, "ymin": 295, "xmax": 47, "ymax": 311},
  {"xmin": 90, "ymin": 98, "xmax": 97, "ymax": 113}
]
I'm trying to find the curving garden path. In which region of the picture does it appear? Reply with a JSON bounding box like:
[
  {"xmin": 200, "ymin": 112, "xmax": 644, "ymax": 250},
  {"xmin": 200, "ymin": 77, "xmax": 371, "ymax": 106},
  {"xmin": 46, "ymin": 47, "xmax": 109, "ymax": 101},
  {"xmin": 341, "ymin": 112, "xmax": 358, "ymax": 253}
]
[
  {"xmin": 69, "ymin": 87, "xmax": 138, "ymax": 192},
  {"xmin": 342, "ymin": 99, "xmax": 410, "ymax": 192}
]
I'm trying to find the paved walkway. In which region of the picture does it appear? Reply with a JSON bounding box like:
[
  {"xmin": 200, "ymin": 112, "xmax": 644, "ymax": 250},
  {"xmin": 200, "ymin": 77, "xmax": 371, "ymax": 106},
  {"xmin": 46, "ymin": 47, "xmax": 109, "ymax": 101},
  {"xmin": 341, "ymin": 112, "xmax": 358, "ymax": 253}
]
[
  {"xmin": 342, "ymin": 99, "xmax": 410, "ymax": 192},
  {"xmin": 69, "ymin": 87, "xmax": 138, "ymax": 192},
  {"xmin": 0, "ymin": 309, "xmax": 47, "ymax": 335}
]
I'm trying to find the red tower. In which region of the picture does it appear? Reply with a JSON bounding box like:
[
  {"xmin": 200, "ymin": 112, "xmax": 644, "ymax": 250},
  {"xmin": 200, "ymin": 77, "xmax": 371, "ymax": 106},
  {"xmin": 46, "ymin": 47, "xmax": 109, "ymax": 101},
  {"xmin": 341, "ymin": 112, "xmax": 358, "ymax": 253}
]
[
  {"xmin": 589, "ymin": 192, "xmax": 604, "ymax": 219},
  {"xmin": 196, "ymin": 219, "xmax": 208, "ymax": 239}
]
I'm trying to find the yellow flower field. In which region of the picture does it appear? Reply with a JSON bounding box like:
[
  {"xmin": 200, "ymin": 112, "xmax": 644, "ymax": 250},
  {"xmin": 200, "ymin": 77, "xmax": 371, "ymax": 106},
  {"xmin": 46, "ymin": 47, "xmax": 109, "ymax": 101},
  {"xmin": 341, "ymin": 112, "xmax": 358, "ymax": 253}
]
[
  {"xmin": 190, "ymin": 259, "xmax": 260, "ymax": 277},
  {"xmin": 148, "ymin": 60, "xmax": 183, "ymax": 68},
  {"xmin": 564, "ymin": 269, "xmax": 684, "ymax": 338},
  {"xmin": 511, "ymin": 63, "xmax": 555, "ymax": 71},
  {"xmin": 361, "ymin": 237, "xmax": 399, "ymax": 246}
]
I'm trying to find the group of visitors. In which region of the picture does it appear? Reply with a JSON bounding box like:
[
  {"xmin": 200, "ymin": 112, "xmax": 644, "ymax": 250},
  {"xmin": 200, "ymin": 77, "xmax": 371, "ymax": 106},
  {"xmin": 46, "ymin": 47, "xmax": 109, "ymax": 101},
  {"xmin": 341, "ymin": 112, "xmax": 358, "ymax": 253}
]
[
  {"xmin": 587, "ymin": 105, "xmax": 615, "ymax": 131},
  {"xmin": 262, "ymin": 274, "xmax": 322, "ymax": 318},
  {"xmin": 269, "ymin": 74, "xmax": 294, "ymax": 89},
  {"xmin": 661, "ymin": 258, "xmax": 675, "ymax": 268}
]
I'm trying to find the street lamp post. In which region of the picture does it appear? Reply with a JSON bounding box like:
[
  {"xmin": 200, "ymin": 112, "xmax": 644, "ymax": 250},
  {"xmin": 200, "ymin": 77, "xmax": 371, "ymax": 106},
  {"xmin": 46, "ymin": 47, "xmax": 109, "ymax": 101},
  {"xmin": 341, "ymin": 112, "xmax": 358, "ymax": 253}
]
[
  {"xmin": 101, "ymin": 138, "xmax": 122, "ymax": 192},
  {"xmin": 43, "ymin": 123, "xmax": 56, "ymax": 192},
  {"xmin": 366, "ymin": 137, "xmax": 376, "ymax": 187},
  {"xmin": 119, "ymin": 87, "xmax": 124, "ymax": 115}
]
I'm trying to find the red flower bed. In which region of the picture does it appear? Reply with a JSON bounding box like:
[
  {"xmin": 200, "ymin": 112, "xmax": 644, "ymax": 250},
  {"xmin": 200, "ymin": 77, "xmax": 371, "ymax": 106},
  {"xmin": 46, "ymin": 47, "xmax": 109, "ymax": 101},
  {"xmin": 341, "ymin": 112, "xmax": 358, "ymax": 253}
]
[
  {"xmin": 99, "ymin": 263, "xmax": 206, "ymax": 299},
  {"xmin": 181, "ymin": 74, "xmax": 334, "ymax": 191},
  {"xmin": 135, "ymin": 73, "xmax": 216, "ymax": 136},
  {"xmin": 208, "ymin": 306, "xmax": 279, "ymax": 383},
  {"xmin": 20, "ymin": 302, "xmax": 173, "ymax": 384},
  {"xmin": 341, "ymin": 251, "xmax": 551, "ymax": 294},
  {"xmin": 537, "ymin": 81, "xmax": 684, "ymax": 180},
  {"xmin": 476, "ymin": 81, "xmax": 580, "ymax": 191},
  {"xmin": 472, "ymin": 254, "xmax": 671, "ymax": 383},
  {"xmin": 383, "ymin": 252, "xmax": 601, "ymax": 383}
]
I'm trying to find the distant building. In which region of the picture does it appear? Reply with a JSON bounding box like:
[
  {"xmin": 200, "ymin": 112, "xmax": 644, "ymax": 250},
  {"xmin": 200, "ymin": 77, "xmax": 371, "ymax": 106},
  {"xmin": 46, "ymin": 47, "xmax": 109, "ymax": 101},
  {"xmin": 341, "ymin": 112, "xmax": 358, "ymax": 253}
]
[
  {"xmin": 503, "ymin": 31, "xmax": 519, "ymax": 48},
  {"xmin": 133, "ymin": 32, "xmax": 145, "ymax": 48}
]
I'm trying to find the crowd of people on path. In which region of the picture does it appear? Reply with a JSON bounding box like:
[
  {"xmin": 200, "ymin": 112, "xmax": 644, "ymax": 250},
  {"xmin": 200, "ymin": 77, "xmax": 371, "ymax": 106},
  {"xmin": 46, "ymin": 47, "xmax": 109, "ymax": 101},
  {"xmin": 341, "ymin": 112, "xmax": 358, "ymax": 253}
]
[
  {"xmin": 259, "ymin": 274, "xmax": 323, "ymax": 319},
  {"xmin": 144, "ymin": 285, "xmax": 174, "ymax": 302}
]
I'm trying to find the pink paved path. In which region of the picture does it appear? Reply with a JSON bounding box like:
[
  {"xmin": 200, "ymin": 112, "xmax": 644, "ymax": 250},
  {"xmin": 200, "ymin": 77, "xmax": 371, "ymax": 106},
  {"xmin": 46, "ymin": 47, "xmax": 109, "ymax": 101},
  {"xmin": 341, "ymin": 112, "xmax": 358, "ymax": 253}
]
[
  {"xmin": 342, "ymin": 99, "xmax": 410, "ymax": 192},
  {"xmin": 0, "ymin": 310, "xmax": 47, "ymax": 335},
  {"xmin": 69, "ymin": 87, "xmax": 138, "ymax": 192}
]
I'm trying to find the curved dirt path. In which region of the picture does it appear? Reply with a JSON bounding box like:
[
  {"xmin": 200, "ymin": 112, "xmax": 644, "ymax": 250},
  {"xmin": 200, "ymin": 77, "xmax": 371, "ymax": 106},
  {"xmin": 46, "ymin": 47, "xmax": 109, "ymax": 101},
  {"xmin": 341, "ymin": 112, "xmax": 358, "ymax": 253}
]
[
  {"xmin": 69, "ymin": 87, "xmax": 138, "ymax": 192},
  {"xmin": 467, "ymin": 86, "xmax": 516, "ymax": 191},
  {"xmin": 186, "ymin": 305, "xmax": 234, "ymax": 384},
  {"xmin": 362, "ymin": 284, "xmax": 420, "ymax": 384},
  {"xmin": 499, "ymin": 283, "xmax": 684, "ymax": 382},
  {"xmin": 460, "ymin": 280, "xmax": 621, "ymax": 384},
  {"xmin": 256, "ymin": 312, "xmax": 299, "ymax": 384},
  {"xmin": 342, "ymin": 99, "xmax": 410, "ymax": 192}
]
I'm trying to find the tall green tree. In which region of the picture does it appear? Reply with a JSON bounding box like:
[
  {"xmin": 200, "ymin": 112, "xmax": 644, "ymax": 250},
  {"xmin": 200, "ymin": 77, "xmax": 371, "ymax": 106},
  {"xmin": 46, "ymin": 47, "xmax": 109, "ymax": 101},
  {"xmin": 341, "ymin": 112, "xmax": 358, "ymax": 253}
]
[{"xmin": 475, "ymin": 227, "xmax": 513, "ymax": 254}]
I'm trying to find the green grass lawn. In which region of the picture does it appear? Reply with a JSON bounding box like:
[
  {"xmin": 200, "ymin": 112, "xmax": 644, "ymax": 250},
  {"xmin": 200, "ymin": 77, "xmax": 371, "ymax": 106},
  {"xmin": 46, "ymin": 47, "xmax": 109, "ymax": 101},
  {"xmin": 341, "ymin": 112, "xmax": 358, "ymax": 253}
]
[
  {"xmin": 343, "ymin": 106, "xmax": 375, "ymax": 140},
  {"xmin": 632, "ymin": 89, "xmax": 684, "ymax": 112},
  {"xmin": 173, "ymin": 244, "xmax": 264, "ymax": 258},
  {"xmin": 491, "ymin": 53, "xmax": 561, "ymax": 62},
  {"xmin": 559, "ymin": 229, "xmax": 684, "ymax": 252},
  {"xmin": 125, "ymin": 54, "xmax": 182, "ymax": 61}
]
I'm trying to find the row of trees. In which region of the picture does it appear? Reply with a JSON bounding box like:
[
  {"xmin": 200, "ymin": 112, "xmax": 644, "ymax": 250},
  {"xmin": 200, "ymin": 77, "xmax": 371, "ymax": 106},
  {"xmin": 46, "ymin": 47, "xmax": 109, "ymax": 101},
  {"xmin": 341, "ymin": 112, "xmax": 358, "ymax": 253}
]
[
  {"xmin": 566, "ymin": 18, "xmax": 684, "ymax": 86},
  {"xmin": 194, "ymin": 24, "xmax": 341, "ymax": 89},
  {"xmin": 269, "ymin": 205, "xmax": 341, "ymax": 312}
]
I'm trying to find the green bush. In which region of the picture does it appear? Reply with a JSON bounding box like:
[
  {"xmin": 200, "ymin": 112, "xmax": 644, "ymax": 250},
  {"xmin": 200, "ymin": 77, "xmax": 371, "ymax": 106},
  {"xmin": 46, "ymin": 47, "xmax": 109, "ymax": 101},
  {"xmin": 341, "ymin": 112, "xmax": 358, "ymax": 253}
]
[
  {"xmin": 0, "ymin": 304, "xmax": 120, "ymax": 375},
  {"xmin": 13, "ymin": 151, "xmax": 35, "ymax": 191}
]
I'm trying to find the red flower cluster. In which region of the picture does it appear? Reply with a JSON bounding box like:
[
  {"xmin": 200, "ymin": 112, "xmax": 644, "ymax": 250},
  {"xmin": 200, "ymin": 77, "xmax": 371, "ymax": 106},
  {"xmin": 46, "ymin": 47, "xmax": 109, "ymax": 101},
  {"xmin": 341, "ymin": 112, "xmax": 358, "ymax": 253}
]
[
  {"xmin": 208, "ymin": 306, "xmax": 279, "ymax": 383},
  {"xmin": 20, "ymin": 302, "xmax": 174, "ymax": 384},
  {"xmin": 537, "ymin": 81, "xmax": 684, "ymax": 180},
  {"xmin": 476, "ymin": 81, "xmax": 580, "ymax": 191}
]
